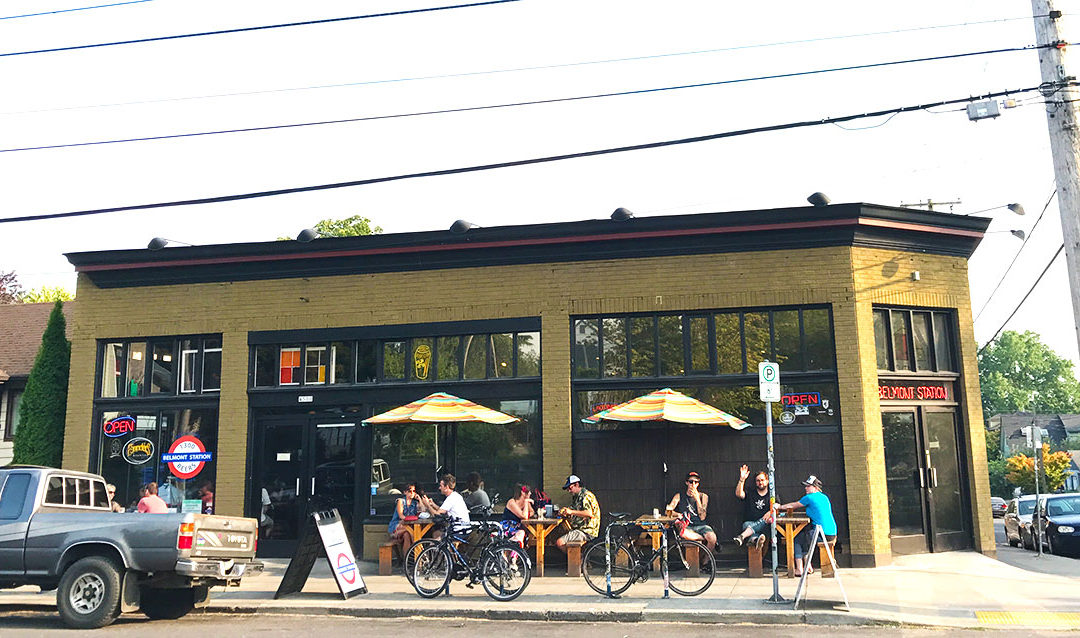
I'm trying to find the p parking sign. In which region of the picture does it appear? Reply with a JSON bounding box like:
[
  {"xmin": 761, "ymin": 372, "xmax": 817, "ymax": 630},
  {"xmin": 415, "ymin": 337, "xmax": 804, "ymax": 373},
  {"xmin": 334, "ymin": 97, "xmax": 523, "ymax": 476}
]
[{"xmin": 758, "ymin": 361, "xmax": 781, "ymax": 402}]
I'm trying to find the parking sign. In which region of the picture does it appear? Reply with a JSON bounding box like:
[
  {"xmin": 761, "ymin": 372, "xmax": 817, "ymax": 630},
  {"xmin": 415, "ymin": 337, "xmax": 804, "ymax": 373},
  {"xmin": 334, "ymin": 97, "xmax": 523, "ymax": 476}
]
[{"xmin": 758, "ymin": 361, "xmax": 781, "ymax": 402}]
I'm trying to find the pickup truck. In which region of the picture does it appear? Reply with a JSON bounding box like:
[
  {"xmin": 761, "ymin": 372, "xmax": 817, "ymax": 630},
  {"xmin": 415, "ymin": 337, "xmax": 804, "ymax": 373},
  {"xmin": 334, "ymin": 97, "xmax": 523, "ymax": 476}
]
[{"xmin": 0, "ymin": 466, "xmax": 262, "ymax": 628}]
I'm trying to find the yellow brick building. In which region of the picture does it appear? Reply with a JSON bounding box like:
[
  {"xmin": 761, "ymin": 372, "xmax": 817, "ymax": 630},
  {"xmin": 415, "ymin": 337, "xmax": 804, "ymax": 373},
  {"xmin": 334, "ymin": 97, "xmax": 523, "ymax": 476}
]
[{"xmin": 63, "ymin": 203, "xmax": 994, "ymax": 565}]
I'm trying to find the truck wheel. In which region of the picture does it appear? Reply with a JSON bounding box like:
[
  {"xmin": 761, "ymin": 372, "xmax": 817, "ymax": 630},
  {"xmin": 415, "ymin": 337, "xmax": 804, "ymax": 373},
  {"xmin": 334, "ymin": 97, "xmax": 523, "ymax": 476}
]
[
  {"xmin": 140, "ymin": 587, "xmax": 196, "ymax": 620},
  {"xmin": 56, "ymin": 556, "xmax": 122, "ymax": 629}
]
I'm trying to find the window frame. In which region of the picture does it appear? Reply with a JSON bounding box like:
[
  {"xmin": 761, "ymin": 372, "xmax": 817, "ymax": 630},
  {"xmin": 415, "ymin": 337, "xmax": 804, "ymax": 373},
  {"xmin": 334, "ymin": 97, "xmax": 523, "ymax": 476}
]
[
  {"xmin": 95, "ymin": 336, "xmax": 223, "ymax": 400},
  {"xmin": 873, "ymin": 307, "xmax": 958, "ymax": 374}
]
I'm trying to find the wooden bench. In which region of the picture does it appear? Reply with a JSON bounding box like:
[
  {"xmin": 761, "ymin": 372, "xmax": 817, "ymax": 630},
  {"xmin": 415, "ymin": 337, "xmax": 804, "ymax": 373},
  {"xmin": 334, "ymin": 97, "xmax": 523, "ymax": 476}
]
[
  {"xmin": 816, "ymin": 540, "xmax": 836, "ymax": 578},
  {"xmin": 747, "ymin": 538, "xmax": 765, "ymax": 578},
  {"xmin": 565, "ymin": 540, "xmax": 584, "ymax": 576},
  {"xmin": 378, "ymin": 540, "xmax": 401, "ymax": 576}
]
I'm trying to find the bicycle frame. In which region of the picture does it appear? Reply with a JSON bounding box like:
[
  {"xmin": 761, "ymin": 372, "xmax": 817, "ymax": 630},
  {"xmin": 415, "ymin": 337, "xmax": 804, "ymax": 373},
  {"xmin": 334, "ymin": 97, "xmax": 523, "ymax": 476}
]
[{"xmin": 603, "ymin": 520, "xmax": 671, "ymax": 599}]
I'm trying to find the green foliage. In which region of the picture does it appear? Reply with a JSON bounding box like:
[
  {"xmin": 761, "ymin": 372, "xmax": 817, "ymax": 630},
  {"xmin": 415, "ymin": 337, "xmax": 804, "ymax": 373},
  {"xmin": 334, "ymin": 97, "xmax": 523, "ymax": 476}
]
[
  {"xmin": 1005, "ymin": 444, "xmax": 1073, "ymax": 493},
  {"xmin": 985, "ymin": 426, "xmax": 1001, "ymax": 462},
  {"xmin": 277, "ymin": 215, "xmax": 382, "ymax": 240},
  {"xmin": 0, "ymin": 270, "xmax": 22, "ymax": 304},
  {"xmin": 12, "ymin": 301, "xmax": 71, "ymax": 467},
  {"xmin": 978, "ymin": 331, "xmax": 1080, "ymax": 417},
  {"xmin": 987, "ymin": 458, "xmax": 1013, "ymax": 499},
  {"xmin": 19, "ymin": 286, "xmax": 74, "ymax": 303}
]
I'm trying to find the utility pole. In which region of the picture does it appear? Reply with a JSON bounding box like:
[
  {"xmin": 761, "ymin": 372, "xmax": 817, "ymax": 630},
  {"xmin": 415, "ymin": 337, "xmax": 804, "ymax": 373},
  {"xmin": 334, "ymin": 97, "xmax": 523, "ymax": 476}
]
[{"xmin": 1032, "ymin": 1, "xmax": 1080, "ymax": 356}]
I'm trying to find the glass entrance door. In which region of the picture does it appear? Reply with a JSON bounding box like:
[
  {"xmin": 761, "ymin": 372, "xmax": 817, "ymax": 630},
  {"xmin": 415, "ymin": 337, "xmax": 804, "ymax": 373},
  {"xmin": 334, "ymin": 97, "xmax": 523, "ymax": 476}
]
[
  {"xmin": 882, "ymin": 408, "xmax": 971, "ymax": 554},
  {"xmin": 252, "ymin": 416, "xmax": 359, "ymax": 557}
]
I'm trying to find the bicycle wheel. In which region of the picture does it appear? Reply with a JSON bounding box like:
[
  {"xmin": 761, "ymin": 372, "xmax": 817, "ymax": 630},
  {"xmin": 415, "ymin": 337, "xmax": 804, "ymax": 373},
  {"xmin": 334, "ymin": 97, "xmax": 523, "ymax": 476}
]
[
  {"xmin": 581, "ymin": 541, "xmax": 635, "ymax": 597},
  {"xmin": 666, "ymin": 538, "xmax": 715, "ymax": 596},
  {"xmin": 404, "ymin": 539, "xmax": 439, "ymax": 584},
  {"xmin": 411, "ymin": 545, "xmax": 451, "ymax": 598},
  {"xmin": 479, "ymin": 544, "xmax": 532, "ymax": 602}
]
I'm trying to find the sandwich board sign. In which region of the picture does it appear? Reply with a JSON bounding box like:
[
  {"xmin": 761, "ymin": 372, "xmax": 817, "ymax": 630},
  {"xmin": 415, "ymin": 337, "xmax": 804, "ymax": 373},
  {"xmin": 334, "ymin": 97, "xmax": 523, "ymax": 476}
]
[{"xmin": 274, "ymin": 508, "xmax": 367, "ymax": 599}]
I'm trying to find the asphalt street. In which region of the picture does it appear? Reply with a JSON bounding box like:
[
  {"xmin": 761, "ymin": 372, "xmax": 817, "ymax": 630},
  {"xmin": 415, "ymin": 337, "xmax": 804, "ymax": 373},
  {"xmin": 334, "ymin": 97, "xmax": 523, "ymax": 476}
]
[
  {"xmin": 0, "ymin": 614, "xmax": 1076, "ymax": 637},
  {"xmin": 992, "ymin": 518, "xmax": 1077, "ymax": 578}
]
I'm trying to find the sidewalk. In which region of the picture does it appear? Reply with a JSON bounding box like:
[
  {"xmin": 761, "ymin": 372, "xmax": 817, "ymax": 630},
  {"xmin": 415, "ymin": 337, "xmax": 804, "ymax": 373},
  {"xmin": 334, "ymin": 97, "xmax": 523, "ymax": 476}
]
[{"xmin": 3, "ymin": 551, "xmax": 1079, "ymax": 629}]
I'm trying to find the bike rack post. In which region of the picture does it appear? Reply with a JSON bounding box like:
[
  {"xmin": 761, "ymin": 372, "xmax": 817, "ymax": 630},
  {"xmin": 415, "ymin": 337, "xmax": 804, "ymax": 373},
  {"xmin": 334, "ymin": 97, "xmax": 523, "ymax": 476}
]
[
  {"xmin": 604, "ymin": 523, "xmax": 615, "ymax": 598},
  {"xmin": 661, "ymin": 524, "xmax": 669, "ymax": 599}
]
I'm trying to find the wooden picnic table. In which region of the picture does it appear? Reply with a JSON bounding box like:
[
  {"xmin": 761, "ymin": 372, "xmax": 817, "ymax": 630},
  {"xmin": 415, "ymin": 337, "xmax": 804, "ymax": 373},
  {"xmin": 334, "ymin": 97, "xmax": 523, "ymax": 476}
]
[
  {"xmin": 634, "ymin": 515, "xmax": 678, "ymax": 569},
  {"xmin": 774, "ymin": 514, "xmax": 810, "ymax": 578},
  {"xmin": 399, "ymin": 519, "xmax": 436, "ymax": 546},
  {"xmin": 521, "ymin": 517, "xmax": 564, "ymax": 577}
]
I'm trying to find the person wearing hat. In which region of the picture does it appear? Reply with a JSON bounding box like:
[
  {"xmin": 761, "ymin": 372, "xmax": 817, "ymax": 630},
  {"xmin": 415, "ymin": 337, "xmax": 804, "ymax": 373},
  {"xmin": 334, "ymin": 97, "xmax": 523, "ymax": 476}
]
[
  {"xmin": 554, "ymin": 474, "xmax": 601, "ymax": 552},
  {"xmin": 774, "ymin": 475, "xmax": 837, "ymax": 577},
  {"xmin": 665, "ymin": 471, "xmax": 716, "ymax": 552}
]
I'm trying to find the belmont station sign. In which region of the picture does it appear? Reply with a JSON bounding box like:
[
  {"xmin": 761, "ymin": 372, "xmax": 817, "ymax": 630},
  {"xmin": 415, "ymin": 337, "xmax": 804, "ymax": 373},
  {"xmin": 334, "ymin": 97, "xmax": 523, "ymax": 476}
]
[{"xmin": 878, "ymin": 380, "xmax": 954, "ymax": 402}]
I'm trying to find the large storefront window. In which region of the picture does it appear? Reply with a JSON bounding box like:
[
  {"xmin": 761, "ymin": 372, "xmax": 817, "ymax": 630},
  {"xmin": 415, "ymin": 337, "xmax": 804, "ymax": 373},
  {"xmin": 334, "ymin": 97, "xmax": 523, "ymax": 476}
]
[
  {"xmin": 873, "ymin": 308, "xmax": 955, "ymax": 373},
  {"xmin": 98, "ymin": 336, "xmax": 222, "ymax": 398},
  {"xmin": 574, "ymin": 307, "xmax": 835, "ymax": 379},
  {"xmin": 251, "ymin": 330, "xmax": 542, "ymax": 388},
  {"xmin": 368, "ymin": 399, "xmax": 541, "ymax": 517},
  {"xmin": 96, "ymin": 408, "xmax": 218, "ymax": 513}
]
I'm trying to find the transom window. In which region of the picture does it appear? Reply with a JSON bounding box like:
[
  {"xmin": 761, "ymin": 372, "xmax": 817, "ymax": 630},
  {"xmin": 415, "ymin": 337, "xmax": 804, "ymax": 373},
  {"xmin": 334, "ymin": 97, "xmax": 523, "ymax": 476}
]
[
  {"xmin": 251, "ymin": 332, "xmax": 541, "ymax": 388},
  {"xmin": 572, "ymin": 307, "xmax": 835, "ymax": 379},
  {"xmin": 873, "ymin": 308, "xmax": 955, "ymax": 373},
  {"xmin": 99, "ymin": 336, "xmax": 222, "ymax": 398}
]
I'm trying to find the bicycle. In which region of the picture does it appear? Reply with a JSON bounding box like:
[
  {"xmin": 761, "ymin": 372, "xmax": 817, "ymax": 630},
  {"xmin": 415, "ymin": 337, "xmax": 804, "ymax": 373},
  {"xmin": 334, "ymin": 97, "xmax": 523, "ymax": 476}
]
[
  {"xmin": 410, "ymin": 512, "xmax": 531, "ymax": 601},
  {"xmin": 581, "ymin": 514, "xmax": 715, "ymax": 597},
  {"xmin": 403, "ymin": 493, "xmax": 500, "ymax": 584}
]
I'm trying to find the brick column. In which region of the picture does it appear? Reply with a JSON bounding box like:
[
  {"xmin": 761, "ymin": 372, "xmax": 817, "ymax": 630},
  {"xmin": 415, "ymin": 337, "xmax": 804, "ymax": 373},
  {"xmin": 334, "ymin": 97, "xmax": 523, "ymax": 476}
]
[
  {"xmin": 62, "ymin": 337, "xmax": 97, "ymax": 471},
  {"xmin": 214, "ymin": 329, "xmax": 249, "ymax": 517},
  {"xmin": 541, "ymin": 306, "xmax": 571, "ymax": 496}
]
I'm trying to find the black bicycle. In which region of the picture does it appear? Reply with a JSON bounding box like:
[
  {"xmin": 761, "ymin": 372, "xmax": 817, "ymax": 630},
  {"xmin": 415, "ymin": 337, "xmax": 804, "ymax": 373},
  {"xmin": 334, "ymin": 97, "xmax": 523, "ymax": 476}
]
[
  {"xmin": 402, "ymin": 493, "xmax": 500, "ymax": 584},
  {"xmin": 581, "ymin": 514, "xmax": 715, "ymax": 597},
  {"xmin": 410, "ymin": 513, "xmax": 531, "ymax": 601}
]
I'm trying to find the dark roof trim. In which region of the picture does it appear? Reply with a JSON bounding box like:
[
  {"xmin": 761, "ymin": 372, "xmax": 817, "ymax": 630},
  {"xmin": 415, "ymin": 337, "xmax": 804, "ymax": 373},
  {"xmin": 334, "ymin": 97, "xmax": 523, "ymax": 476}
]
[
  {"xmin": 67, "ymin": 203, "xmax": 991, "ymax": 289},
  {"xmin": 248, "ymin": 316, "xmax": 542, "ymax": 344}
]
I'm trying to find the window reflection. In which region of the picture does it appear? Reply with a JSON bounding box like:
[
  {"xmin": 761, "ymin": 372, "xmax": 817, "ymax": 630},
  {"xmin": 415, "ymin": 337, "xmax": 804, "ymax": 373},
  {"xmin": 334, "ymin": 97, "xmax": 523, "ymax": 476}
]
[
  {"xmin": 574, "ymin": 319, "xmax": 600, "ymax": 378},
  {"xmin": 629, "ymin": 317, "xmax": 655, "ymax": 377},
  {"xmin": 602, "ymin": 318, "xmax": 626, "ymax": 377},
  {"xmin": 126, "ymin": 342, "xmax": 146, "ymax": 397},
  {"xmin": 714, "ymin": 313, "xmax": 741, "ymax": 374},
  {"xmin": 743, "ymin": 312, "xmax": 769, "ymax": 372},
  {"xmin": 383, "ymin": 342, "xmax": 405, "ymax": 380},
  {"xmin": 491, "ymin": 334, "xmax": 514, "ymax": 378},
  {"xmin": 516, "ymin": 332, "xmax": 540, "ymax": 377},
  {"xmin": 463, "ymin": 335, "xmax": 487, "ymax": 379},
  {"xmin": 436, "ymin": 336, "xmax": 460, "ymax": 380}
]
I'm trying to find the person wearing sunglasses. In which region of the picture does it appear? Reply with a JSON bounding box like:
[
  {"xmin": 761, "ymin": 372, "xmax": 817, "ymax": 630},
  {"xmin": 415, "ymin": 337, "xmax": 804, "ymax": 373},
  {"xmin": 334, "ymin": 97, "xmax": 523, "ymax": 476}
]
[
  {"xmin": 106, "ymin": 484, "xmax": 123, "ymax": 513},
  {"xmin": 666, "ymin": 471, "xmax": 716, "ymax": 552},
  {"xmin": 388, "ymin": 482, "xmax": 426, "ymax": 553}
]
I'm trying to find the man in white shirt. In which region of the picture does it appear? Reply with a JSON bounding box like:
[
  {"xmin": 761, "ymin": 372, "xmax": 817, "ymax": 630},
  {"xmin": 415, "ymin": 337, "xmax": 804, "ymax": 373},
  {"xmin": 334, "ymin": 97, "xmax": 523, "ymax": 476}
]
[{"xmin": 422, "ymin": 473, "xmax": 471, "ymax": 537}]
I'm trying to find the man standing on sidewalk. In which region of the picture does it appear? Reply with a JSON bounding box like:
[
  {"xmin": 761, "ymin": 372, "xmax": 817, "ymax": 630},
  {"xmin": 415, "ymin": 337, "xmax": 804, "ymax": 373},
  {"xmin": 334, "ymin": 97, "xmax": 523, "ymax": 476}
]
[{"xmin": 733, "ymin": 464, "xmax": 774, "ymax": 549}]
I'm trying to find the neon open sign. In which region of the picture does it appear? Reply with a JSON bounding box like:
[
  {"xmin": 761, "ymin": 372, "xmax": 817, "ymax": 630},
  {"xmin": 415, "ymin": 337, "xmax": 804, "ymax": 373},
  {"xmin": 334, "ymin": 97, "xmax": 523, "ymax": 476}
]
[
  {"xmin": 782, "ymin": 392, "xmax": 821, "ymax": 407},
  {"xmin": 103, "ymin": 416, "xmax": 137, "ymax": 437},
  {"xmin": 878, "ymin": 383, "xmax": 951, "ymax": 401}
]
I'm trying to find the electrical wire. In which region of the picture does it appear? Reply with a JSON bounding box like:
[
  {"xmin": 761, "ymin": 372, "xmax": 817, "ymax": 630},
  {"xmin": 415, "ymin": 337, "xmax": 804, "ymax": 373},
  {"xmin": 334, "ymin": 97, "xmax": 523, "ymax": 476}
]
[
  {"xmin": 973, "ymin": 187, "xmax": 1058, "ymax": 323},
  {"xmin": 0, "ymin": 0, "xmax": 153, "ymax": 21},
  {"xmin": 0, "ymin": 43, "xmax": 1054, "ymax": 155},
  {"xmin": 978, "ymin": 243, "xmax": 1065, "ymax": 355},
  {"xmin": 0, "ymin": 14, "xmax": 1040, "ymax": 116},
  {"xmin": 0, "ymin": 84, "xmax": 1046, "ymax": 225},
  {"xmin": 0, "ymin": 0, "xmax": 521, "ymax": 58},
  {"xmin": 831, "ymin": 111, "xmax": 901, "ymax": 130}
]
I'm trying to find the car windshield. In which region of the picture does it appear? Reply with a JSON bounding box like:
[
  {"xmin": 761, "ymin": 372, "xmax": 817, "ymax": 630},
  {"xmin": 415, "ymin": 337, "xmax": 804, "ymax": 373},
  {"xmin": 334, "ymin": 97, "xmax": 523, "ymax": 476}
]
[
  {"xmin": 1019, "ymin": 501, "xmax": 1036, "ymax": 515},
  {"xmin": 1046, "ymin": 496, "xmax": 1080, "ymax": 517}
]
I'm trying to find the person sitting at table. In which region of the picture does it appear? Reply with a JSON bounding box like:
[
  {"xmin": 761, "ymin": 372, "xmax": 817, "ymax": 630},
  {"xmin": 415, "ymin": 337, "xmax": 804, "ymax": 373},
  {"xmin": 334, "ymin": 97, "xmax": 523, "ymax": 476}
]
[
  {"xmin": 774, "ymin": 474, "xmax": 837, "ymax": 577},
  {"xmin": 733, "ymin": 465, "xmax": 775, "ymax": 550},
  {"xmin": 421, "ymin": 473, "xmax": 471, "ymax": 538},
  {"xmin": 462, "ymin": 472, "xmax": 491, "ymax": 513},
  {"xmin": 388, "ymin": 482, "xmax": 426, "ymax": 553},
  {"xmin": 500, "ymin": 483, "xmax": 534, "ymax": 547},
  {"xmin": 554, "ymin": 474, "xmax": 600, "ymax": 553},
  {"xmin": 665, "ymin": 471, "xmax": 717, "ymax": 552}
]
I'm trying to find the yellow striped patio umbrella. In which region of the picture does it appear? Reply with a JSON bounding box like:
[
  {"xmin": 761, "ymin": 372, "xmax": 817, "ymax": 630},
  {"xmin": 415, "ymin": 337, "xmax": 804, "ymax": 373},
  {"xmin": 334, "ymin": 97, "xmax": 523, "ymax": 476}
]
[
  {"xmin": 582, "ymin": 387, "xmax": 750, "ymax": 429},
  {"xmin": 363, "ymin": 392, "xmax": 521, "ymax": 425}
]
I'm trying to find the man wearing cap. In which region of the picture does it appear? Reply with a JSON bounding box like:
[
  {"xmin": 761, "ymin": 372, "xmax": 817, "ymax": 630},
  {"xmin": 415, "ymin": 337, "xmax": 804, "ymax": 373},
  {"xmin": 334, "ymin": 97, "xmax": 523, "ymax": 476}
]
[
  {"xmin": 554, "ymin": 474, "xmax": 601, "ymax": 552},
  {"xmin": 666, "ymin": 471, "xmax": 717, "ymax": 552},
  {"xmin": 775, "ymin": 474, "xmax": 837, "ymax": 577}
]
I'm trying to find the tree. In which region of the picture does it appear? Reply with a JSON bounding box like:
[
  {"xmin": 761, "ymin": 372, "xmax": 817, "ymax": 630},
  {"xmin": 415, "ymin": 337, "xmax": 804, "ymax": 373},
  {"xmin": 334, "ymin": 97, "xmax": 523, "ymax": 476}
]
[
  {"xmin": 987, "ymin": 458, "xmax": 1013, "ymax": 499},
  {"xmin": 0, "ymin": 270, "xmax": 22, "ymax": 304},
  {"xmin": 19, "ymin": 286, "xmax": 74, "ymax": 303},
  {"xmin": 978, "ymin": 330, "xmax": 1080, "ymax": 417},
  {"xmin": 1005, "ymin": 444, "xmax": 1073, "ymax": 493},
  {"xmin": 277, "ymin": 215, "xmax": 382, "ymax": 240},
  {"xmin": 12, "ymin": 301, "xmax": 71, "ymax": 467}
]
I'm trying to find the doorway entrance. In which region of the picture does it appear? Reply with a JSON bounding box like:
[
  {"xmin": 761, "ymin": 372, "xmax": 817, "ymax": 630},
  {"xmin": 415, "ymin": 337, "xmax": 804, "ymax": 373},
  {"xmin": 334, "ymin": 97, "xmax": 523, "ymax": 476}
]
[
  {"xmin": 882, "ymin": 408, "xmax": 970, "ymax": 554},
  {"xmin": 250, "ymin": 414, "xmax": 359, "ymax": 557}
]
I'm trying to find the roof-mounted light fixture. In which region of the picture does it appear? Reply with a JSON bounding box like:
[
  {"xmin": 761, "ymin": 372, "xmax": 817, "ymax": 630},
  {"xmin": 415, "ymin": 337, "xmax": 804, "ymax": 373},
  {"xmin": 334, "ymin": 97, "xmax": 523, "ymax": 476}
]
[
  {"xmin": 806, "ymin": 192, "xmax": 831, "ymax": 207},
  {"xmin": 449, "ymin": 219, "xmax": 479, "ymax": 234},
  {"xmin": 610, "ymin": 207, "xmax": 635, "ymax": 221},
  {"xmin": 147, "ymin": 237, "xmax": 193, "ymax": 250},
  {"xmin": 296, "ymin": 228, "xmax": 320, "ymax": 242}
]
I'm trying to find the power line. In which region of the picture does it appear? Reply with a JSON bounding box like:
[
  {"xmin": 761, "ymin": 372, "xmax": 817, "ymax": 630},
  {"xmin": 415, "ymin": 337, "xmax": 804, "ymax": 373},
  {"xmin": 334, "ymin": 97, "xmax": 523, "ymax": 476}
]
[
  {"xmin": 0, "ymin": 0, "xmax": 521, "ymax": 58},
  {"xmin": 973, "ymin": 187, "xmax": 1057, "ymax": 323},
  {"xmin": 0, "ymin": 0, "xmax": 153, "ymax": 21},
  {"xmin": 978, "ymin": 243, "xmax": 1065, "ymax": 356},
  {"xmin": 0, "ymin": 83, "xmax": 1046, "ymax": 225},
  {"xmin": 1, "ymin": 14, "xmax": 1039, "ymax": 116},
  {"xmin": 0, "ymin": 43, "xmax": 1052, "ymax": 155}
]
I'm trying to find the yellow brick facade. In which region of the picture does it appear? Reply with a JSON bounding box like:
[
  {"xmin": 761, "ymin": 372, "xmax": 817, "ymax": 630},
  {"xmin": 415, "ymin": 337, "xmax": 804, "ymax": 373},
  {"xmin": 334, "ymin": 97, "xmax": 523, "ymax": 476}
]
[{"xmin": 63, "ymin": 242, "xmax": 993, "ymax": 563}]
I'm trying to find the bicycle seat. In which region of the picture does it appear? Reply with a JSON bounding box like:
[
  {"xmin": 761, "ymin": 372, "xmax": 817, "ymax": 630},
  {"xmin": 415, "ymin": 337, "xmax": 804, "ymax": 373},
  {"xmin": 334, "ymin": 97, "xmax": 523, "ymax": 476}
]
[{"xmin": 609, "ymin": 512, "xmax": 632, "ymax": 521}]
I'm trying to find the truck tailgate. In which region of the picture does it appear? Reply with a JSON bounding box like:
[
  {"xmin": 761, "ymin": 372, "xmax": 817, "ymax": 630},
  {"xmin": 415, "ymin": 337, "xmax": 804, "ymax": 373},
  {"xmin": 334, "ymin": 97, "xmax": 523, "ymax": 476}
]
[{"xmin": 188, "ymin": 515, "xmax": 257, "ymax": 560}]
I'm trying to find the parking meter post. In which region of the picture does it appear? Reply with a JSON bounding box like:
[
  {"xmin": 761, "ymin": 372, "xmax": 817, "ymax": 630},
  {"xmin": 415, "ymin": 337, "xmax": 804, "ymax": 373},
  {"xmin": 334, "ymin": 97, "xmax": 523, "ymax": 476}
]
[{"xmin": 1033, "ymin": 413, "xmax": 1043, "ymax": 558}]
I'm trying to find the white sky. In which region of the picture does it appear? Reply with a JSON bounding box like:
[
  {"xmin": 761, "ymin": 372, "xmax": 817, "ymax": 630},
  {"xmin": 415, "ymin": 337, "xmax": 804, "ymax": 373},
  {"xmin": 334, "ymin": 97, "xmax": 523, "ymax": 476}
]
[{"xmin": 2, "ymin": 0, "xmax": 1079, "ymax": 367}]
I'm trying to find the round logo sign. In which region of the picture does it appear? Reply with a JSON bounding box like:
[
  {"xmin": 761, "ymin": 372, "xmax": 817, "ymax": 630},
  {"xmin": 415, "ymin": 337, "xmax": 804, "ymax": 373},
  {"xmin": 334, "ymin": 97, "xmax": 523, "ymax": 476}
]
[
  {"xmin": 336, "ymin": 553, "xmax": 357, "ymax": 585},
  {"xmin": 122, "ymin": 437, "xmax": 155, "ymax": 465},
  {"xmin": 779, "ymin": 411, "xmax": 796, "ymax": 425},
  {"xmin": 162, "ymin": 435, "xmax": 213, "ymax": 479}
]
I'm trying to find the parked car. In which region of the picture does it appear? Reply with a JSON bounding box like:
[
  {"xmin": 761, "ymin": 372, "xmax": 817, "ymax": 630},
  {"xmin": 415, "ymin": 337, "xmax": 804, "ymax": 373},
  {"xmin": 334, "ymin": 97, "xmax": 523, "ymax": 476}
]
[
  {"xmin": 0, "ymin": 466, "xmax": 263, "ymax": 629},
  {"xmin": 991, "ymin": 496, "xmax": 1007, "ymax": 518},
  {"xmin": 1003, "ymin": 495, "xmax": 1039, "ymax": 548},
  {"xmin": 1036, "ymin": 493, "xmax": 1080, "ymax": 557}
]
